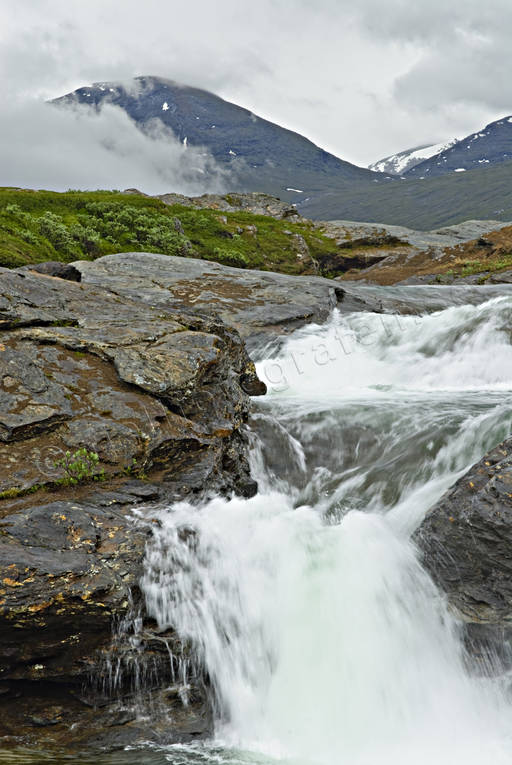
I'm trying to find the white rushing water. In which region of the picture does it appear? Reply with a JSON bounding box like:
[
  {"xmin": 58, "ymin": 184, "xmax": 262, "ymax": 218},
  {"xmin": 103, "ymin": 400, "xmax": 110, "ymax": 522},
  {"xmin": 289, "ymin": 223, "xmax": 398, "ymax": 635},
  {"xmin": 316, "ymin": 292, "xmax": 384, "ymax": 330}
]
[{"xmin": 143, "ymin": 295, "xmax": 512, "ymax": 765}]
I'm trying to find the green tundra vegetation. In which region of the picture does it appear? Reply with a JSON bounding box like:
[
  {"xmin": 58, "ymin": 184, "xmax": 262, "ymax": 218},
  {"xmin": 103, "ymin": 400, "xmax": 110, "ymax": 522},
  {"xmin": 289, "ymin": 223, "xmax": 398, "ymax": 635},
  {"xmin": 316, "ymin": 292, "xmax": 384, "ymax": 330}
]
[{"xmin": 0, "ymin": 188, "xmax": 340, "ymax": 275}]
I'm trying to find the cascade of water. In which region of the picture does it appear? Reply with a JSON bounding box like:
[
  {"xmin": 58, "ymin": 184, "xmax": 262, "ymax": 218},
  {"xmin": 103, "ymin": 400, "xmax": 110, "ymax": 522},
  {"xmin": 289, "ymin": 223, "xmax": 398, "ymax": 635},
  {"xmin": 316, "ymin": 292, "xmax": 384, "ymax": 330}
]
[{"xmin": 142, "ymin": 295, "xmax": 512, "ymax": 764}]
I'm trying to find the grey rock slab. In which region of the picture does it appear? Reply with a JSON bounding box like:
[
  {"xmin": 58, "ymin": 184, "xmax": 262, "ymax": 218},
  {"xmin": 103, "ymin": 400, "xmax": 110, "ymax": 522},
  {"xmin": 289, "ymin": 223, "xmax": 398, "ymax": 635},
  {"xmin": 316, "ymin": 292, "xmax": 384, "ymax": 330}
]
[
  {"xmin": 74, "ymin": 252, "xmax": 383, "ymax": 352},
  {"xmin": 488, "ymin": 270, "xmax": 512, "ymax": 284},
  {"xmin": 320, "ymin": 219, "xmax": 512, "ymax": 249}
]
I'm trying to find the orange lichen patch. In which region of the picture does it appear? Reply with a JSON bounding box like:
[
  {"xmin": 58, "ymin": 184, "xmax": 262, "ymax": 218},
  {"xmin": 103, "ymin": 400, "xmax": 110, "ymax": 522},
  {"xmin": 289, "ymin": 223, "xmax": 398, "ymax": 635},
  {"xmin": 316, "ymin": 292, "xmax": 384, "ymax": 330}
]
[
  {"xmin": 29, "ymin": 601, "xmax": 51, "ymax": 613},
  {"xmin": 3, "ymin": 577, "xmax": 24, "ymax": 587},
  {"xmin": 3, "ymin": 575, "xmax": 35, "ymax": 587},
  {"xmin": 212, "ymin": 428, "xmax": 233, "ymax": 438},
  {"xmin": 68, "ymin": 527, "xmax": 86, "ymax": 546}
]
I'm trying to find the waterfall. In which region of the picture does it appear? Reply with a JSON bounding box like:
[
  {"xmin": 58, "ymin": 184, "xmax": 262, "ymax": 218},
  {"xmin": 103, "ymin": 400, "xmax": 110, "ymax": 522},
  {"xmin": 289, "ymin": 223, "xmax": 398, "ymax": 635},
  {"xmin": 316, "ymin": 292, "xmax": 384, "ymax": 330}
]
[{"xmin": 142, "ymin": 294, "xmax": 512, "ymax": 764}]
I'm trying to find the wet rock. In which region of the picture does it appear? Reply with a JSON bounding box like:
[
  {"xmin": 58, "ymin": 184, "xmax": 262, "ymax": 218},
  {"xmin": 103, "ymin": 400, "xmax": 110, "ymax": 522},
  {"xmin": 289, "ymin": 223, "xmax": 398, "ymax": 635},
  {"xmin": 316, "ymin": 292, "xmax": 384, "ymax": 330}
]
[
  {"xmin": 415, "ymin": 436, "xmax": 512, "ymax": 669},
  {"xmin": 28, "ymin": 709, "xmax": 63, "ymax": 727},
  {"xmin": 318, "ymin": 250, "xmax": 389, "ymax": 276},
  {"xmin": 0, "ymin": 263, "xmax": 266, "ymax": 749},
  {"xmin": 74, "ymin": 252, "xmax": 383, "ymax": 355},
  {"xmin": 20, "ymin": 261, "xmax": 82, "ymax": 282},
  {"xmin": 0, "ymin": 267, "xmax": 264, "ymax": 496},
  {"xmin": 488, "ymin": 269, "xmax": 512, "ymax": 284}
]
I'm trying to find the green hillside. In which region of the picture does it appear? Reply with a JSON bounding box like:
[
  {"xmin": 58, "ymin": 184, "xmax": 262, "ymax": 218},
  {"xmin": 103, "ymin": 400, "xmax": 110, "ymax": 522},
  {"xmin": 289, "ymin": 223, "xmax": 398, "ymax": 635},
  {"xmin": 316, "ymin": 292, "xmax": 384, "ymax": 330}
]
[{"xmin": 0, "ymin": 188, "xmax": 338, "ymax": 274}]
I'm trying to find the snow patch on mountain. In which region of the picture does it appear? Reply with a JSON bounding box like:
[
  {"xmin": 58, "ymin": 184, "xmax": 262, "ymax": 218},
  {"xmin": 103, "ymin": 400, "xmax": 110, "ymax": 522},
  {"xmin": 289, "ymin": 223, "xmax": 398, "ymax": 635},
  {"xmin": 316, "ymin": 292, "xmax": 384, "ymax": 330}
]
[{"xmin": 369, "ymin": 139, "xmax": 457, "ymax": 175}]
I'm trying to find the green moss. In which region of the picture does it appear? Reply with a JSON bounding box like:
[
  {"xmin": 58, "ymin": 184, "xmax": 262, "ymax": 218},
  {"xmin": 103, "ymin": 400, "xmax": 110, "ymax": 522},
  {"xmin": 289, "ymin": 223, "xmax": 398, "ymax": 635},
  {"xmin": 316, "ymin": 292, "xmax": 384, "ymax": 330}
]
[
  {"xmin": 0, "ymin": 484, "xmax": 45, "ymax": 501},
  {"xmin": 0, "ymin": 487, "xmax": 25, "ymax": 500}
]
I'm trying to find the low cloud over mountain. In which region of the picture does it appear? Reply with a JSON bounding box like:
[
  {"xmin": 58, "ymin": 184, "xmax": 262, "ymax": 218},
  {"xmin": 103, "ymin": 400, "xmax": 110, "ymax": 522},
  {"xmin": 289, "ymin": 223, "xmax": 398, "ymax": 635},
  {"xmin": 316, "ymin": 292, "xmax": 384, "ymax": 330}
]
[{"xmin": 0, "ymin": 97, "xmax": 228, "ymax": 195}]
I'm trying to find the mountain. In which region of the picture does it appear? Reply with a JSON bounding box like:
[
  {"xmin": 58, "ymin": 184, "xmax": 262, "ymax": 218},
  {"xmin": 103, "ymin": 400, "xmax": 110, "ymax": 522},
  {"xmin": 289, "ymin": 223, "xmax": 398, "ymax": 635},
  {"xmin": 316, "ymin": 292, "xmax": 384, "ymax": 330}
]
[
  {"xmin": 52, "ymin": 78, "xmax": 512, "ymax": 229},
  {"xmin": 404, "ymin": 116, "xmax": 512, "ymax": 178},
  {"xmin": 53, "ymin": 76, "xmax": 377, "ymax": 202},
  {"xmin": 369, "ymin": 139, "xmax": 457, "ymax": 175},
  {"xmin": 298, "ymin": 159, "xmax": 512, "ymax": 229}
]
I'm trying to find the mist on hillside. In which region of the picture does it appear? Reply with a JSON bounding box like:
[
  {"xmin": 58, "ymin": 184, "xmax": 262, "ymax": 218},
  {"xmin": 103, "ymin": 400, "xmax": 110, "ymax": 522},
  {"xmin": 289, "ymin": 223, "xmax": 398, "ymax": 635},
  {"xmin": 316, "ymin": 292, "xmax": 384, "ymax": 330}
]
[{"xmin": 0, "ymin": 99, "xmax": 228, "ymax": 194}]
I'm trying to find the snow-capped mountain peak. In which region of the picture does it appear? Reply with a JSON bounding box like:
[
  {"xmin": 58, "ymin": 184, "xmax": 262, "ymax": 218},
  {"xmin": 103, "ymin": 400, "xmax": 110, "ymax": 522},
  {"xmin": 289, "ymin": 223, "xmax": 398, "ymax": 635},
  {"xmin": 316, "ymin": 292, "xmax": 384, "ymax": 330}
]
[{"xmin": 369, "ymin": 139, "xmax": 458, "ymax": 175}]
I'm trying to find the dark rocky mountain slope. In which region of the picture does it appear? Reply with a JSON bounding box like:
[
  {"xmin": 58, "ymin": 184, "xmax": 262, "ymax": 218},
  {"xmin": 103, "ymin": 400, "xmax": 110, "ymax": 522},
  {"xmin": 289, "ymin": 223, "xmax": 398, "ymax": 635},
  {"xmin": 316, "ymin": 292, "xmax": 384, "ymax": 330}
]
[
  {"xmin": 53, "ymin": 76, "xmax": 376, "ymax": 202},
  {"xmin": 405, "ymin": 115, "xmax": 512, "ymax": 178},
  {"xmin": 299, "ymin": 159, "xmax": 512, "ymax": 228}
]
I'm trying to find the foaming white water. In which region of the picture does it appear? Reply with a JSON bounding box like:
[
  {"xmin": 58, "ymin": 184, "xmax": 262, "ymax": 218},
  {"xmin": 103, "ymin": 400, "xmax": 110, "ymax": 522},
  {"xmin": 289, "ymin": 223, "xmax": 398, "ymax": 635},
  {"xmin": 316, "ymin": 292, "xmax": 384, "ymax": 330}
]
[
  {"xmin": 144, "ymin": 493, "xmax": 512, "ymax": 764},
  {"xmin": 142, "ymin": 295, "xmax": 512, "ymax": 765},
  {"xmin": 257, "ymin": 296, "xmax": 512, "ymax": 397}
]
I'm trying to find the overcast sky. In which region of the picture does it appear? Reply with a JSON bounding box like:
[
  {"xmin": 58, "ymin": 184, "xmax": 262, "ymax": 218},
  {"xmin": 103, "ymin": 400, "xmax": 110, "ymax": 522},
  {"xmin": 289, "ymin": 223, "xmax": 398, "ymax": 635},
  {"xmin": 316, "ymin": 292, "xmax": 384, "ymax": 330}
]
[{"xmin": 1, "ymin": 0, "xmax": 511, "ymax": 188}]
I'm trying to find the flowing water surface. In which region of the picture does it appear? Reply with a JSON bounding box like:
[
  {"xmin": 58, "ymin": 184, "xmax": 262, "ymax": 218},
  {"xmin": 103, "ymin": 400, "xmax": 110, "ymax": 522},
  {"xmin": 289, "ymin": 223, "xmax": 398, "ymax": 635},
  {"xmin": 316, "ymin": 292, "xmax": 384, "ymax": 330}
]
[{"xmin": 9, "ymin": 289, "xmax": 512, "ymax": 764}]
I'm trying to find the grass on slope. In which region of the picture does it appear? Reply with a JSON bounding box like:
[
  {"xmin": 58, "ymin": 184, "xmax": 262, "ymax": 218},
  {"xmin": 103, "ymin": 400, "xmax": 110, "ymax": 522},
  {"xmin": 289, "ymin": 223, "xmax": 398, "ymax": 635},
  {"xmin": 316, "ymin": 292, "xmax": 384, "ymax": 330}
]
[
  {"xmin": 0, "ymin": 188, "xmax": 339, "ymax": 275},
  {"xmin": 299, "ymin": 160, "xmax": 512, "ymax": 229}
]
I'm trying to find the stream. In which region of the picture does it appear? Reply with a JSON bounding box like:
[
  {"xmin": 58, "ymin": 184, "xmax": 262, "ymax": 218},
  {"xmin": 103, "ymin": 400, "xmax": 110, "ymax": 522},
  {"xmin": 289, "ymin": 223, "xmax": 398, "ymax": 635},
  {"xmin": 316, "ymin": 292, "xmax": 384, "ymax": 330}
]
[{"xmin": 8, "ymin": 287, "xmax": 512, "ymax": 763}]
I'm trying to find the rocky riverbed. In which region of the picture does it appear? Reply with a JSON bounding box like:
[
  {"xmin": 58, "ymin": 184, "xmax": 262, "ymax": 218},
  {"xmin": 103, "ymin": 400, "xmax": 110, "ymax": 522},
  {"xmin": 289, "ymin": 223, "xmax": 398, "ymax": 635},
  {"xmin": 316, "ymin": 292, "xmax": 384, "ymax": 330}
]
[
  {"xmin": 0, "ymin": 255, "xmax": 391, "ymax": 750},
  {"xmin": 2, "ymin": 254, "xmax": 512, "ymax": 754}
]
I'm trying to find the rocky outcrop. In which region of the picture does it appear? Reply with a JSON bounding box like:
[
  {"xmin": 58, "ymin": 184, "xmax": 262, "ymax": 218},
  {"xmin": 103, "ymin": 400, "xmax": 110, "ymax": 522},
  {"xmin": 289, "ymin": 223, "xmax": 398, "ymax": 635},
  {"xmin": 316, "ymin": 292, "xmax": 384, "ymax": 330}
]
[
  {"xmin": 322, "ymin": 220, "xmax": 512, "ymax": 285},
  {"xmin": 0, "ymin": 267, "xmax": 263, "ymax": 498},
  {"xmin": 18, "ymin": 260, "xmax": 82, "ymax": 282},
  {"xmin": 0, "ymin": 264, "xmax": 265, "ymax": 749},
  {"xmin": 74, "ymin": 252, "xmax": 384, "ymax": 354},
  {"xmin": 157, "ymin": 191, "xmax": 302, "ymax": 220},
  {"xmin": 415, "ymin": 437, "xmax": 512, "ymax": 671}
]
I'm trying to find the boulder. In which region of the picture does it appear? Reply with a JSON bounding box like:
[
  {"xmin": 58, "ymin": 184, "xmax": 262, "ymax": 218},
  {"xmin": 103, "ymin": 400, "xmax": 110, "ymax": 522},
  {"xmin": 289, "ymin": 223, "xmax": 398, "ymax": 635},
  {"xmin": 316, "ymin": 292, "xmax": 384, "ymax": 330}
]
[{"xmin": 415, "ymin": 436, "xmax": 512, "ymax": 670}]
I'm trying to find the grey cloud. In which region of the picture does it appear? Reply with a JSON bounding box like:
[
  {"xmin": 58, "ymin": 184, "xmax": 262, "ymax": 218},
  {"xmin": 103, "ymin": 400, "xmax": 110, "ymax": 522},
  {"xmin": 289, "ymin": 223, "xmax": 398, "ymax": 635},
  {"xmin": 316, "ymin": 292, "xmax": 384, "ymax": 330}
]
[
  {"xmin": 0, "ymin": 100, "xmax": 228, "ymax": 195},
  {"xmin": 352, "ymin": 0, "xmax": 512, "ymax": 42},
  {"xmin": 0, "ymin": 0, "xmax": 510, "ymax": 169},
  {"xmin": 392, "ymin": 25, "xmax": 512, "ymax": 119}
]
